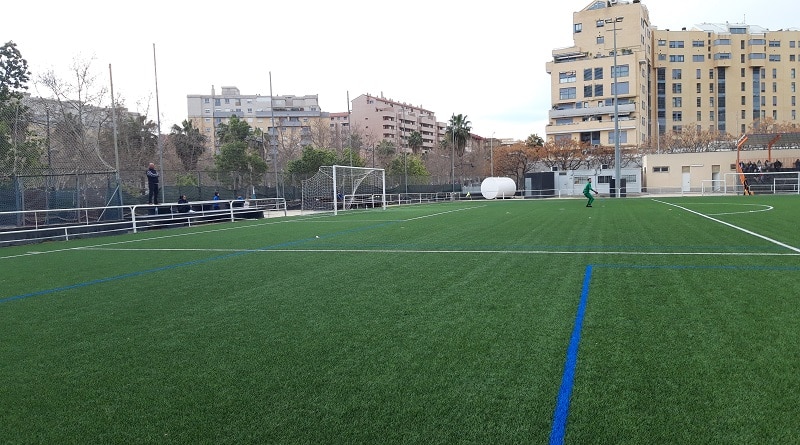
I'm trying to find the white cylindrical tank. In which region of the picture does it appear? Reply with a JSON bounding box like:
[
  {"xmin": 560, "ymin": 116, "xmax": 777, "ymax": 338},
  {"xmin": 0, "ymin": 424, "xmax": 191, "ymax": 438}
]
[{"xmin": 480, "ymin": 177, "xmax": 517, "ymax": 199}]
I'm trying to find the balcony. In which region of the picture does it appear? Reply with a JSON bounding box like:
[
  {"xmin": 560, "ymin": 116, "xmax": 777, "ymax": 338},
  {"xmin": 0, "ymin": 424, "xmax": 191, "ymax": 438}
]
[{"xmin": 549, "ymin": 103, "xmax": 636, "ymax": 119}]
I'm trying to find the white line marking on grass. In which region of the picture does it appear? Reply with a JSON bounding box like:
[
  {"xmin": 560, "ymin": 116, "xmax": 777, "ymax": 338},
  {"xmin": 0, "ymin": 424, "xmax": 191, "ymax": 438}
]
[
  {"xmin": 684, "ymin": 203, "xmax": 774, "ymax": 216},
  {"xmin": 79, "ymin": 247, "xmax": 799, "ymax": 256},
  {"xmin": 403, "ymin": 205, "xmax": 486, "ymax": 221},
  {"xmin": 653, "ymin": 199, "xmax": 800, "ymax": 253},
  {"xmin": 0, "ymin": 215, "xmax": 328, "ymax": 261}
]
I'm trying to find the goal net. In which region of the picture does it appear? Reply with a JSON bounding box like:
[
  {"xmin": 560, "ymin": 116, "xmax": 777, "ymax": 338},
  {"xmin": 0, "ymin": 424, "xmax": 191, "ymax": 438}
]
[
  {"xmin": 724, "ymin": 171, "xmax": 800, "ymax": 195},
  {"xmin": 301, "ymin": 165, "xmax": 386, "ymax": 214}
]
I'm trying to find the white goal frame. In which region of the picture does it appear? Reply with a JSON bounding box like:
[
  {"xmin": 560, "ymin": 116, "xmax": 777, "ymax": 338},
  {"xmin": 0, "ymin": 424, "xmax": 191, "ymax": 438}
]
[
  {"xmin": 723, "ymin": 171, "xmax": 800, "ymax": 195},
  {"xmin": 301, "ymin": 165, "xmax": 386, "ymax": 215}
]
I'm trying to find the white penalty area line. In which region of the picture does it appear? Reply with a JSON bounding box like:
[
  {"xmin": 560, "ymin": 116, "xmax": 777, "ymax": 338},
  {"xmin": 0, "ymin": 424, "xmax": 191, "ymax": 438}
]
[
  {"xmin": 653, "ymin": 199, "xmax": 800, "ymax": 254},
  {"xmin": 403, "ymin": 205, "xmax": 486, "ymax": 221},
  {"xmin": 78, "ymin": 247, "xmax": 799, "ymax": 256}
]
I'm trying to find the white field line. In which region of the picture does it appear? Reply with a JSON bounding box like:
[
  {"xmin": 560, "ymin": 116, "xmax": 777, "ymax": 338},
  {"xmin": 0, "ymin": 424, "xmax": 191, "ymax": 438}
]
[
  {"xmin": 653, "ymin": 199, "xmax": 800, "ymax": 254},
  {"xmin": 78, "ymin": 247, "xmax": 799, "ymax": 256},
  {"xmin": 0, "ymin": 206, "xmax": 481, "ymax": 261}
]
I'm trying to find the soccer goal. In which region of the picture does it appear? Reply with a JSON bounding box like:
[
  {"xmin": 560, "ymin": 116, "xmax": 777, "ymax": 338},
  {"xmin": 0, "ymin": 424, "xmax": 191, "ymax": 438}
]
[
  {"xmin": 301, "ymin": 165, "xmax": 386, "ymax": 215},
  {"xmin": 724, "ymin": 171, "xmax": 800, "ymax": 195}
]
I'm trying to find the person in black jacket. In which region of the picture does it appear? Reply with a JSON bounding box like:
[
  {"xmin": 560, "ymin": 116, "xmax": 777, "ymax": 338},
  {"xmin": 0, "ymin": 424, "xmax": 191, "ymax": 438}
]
[{"xmin": 146, "ymin": 163, "xmax": 160, "ymax": 204}]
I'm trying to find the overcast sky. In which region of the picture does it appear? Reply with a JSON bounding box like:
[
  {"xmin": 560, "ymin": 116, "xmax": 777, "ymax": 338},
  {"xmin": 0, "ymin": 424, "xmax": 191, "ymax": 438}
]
[{"xmin": 5, "ymin": 0, "xmax": 798, "ymax": 141}]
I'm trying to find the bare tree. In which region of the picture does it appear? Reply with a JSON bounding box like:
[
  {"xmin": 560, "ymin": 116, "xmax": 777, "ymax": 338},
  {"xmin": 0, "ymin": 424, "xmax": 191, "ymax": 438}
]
[
  {"xmin": 35, "ymin": 55, "xmax": 113, "ymax": 172},
  {"xmin": 494, "ymin": 143, "xmax": 541, "ymax": 187},
  {"xmin": 541, "ymin": 138, "xmax": 586, "ymax": 171}
]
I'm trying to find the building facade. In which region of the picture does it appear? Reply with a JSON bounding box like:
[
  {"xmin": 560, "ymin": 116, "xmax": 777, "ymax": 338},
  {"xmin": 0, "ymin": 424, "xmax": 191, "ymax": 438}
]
[
  {"xmin": 186, "ymin": 86, "xmax": 322, "ymax": 152},
  {"xmin": 546, "ymin": 0, "xmax": 800, "ymax": 150},
  {"xmin": 350, "ymin": 94, "xmax": 439, "ymax": 153}
]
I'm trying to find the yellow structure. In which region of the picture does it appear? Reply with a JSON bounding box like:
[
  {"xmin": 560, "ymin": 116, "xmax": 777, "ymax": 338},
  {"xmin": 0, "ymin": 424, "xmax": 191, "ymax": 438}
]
[{"xmin": 546, "ymin": 0, "xmax": 800, "ymax": 150}]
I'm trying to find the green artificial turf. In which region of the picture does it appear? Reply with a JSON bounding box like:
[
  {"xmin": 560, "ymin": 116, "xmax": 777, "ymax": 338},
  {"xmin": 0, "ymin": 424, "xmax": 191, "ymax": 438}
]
[{"xmin": 1, "ymin": 196, "xmax": 798, "ymax": 444}]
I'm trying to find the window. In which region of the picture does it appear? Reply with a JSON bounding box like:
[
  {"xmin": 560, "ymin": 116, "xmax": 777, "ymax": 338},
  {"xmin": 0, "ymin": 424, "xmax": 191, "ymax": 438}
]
[
  {"xmin": 692, "ymin": 55, "xmax": 705, "ymax": 62},
  {"xmin": 584, "ymin": 85, "xmax": 593, "ymax": 97},
  {"xmin": 697, "ymin": 97, "xmax": 702, "ymax": 107},
  {"xmin": 696, "ymin": 69, "xmax": 702, "ymax": 79},
  {"xmin": 673, "ymin": 84, "xmax": 683, "ymax": 93},
  {"xmin": 741, "ymin": 82, "xmax": 746, "ymax": 92},
  {"xmin": 672, "ymin": 69, "xmax": 682, "ymax": 80},
  {"xmin": 692, "ymin": 40, "xmax": 704, "ymax": 47},
  {"xmin": 672, "ymin": 111, "xmax": 683, "ymax": 121},
  {"xmin": 697, "ymin": 111, "xmax": 702, "ymax": 121},
  {"xmin": 741, "ymin": 96, "xmax": 746, "ymax": 105},
  {"xmin": 669, "ymin": 41, "xmax": 685, "ymax": 48},
  {"xmin": 574, "ymin": 23, "xmax": 582, "ymax": 33},
  {"xmin": 584, "ymin": 68, "xmax": 593, "ymax": 81},
  {"xmin": 596, "ymin": 20, "xmax": 605, "ymax": 27},
  {"xmin": 597, "ymin": 36, "xmax": 605, "ymax": 44},
  {"xmin": 769, "ymin": 54, "xmax": 781, "ymax": 62},
  {"xmin": 670, "ymin": 55, "xmax": 685, "ymax": 62},
  {"xmin": 768, "ymin": 40, "xmax": 781, "ymax": 47},
  {"xmin": 672, "ymin": 97, "xmax": 683, "ymax": 107},
  {"xmin": 612, "ymin": 82, "xmax": 630, "ymax": 95},
  {"xmin": 696, "ymin": 83, "xmax": 701, "ymax": 93},
  {"xmin": 658, "ymin": 54, "xmax": 667, "ymax": 61},
  {"xmin": 608, "ymin": 130, "xmax": 628, "ymax": 144},
  {"xmin": 560, "ymin": 87, "xmax": 577, "ymax": 100},
  {"xmin": 559, "ymin": 71, "xmax": 577, "ymax": 83},
  {"xmin": 613, "ymin": 64, "xmax": 629, "ymax": 78},
  {"xmin": 204, "ymin": 98, "xmax": 210, "ymax": 103},
  {"xmin": 594, "ymin": 84, "xmax": 604, "ymax": 96},
  {"xmin": 658, "ymin": 39, "xmax": 666, "ymax": 46},
  {"xmin": 594, "ymin": 67, "xmax": 603, "ymax": 80},
  {"xmin": 653, "ymin": 166, "xmax": 669, "ymax": 173}
]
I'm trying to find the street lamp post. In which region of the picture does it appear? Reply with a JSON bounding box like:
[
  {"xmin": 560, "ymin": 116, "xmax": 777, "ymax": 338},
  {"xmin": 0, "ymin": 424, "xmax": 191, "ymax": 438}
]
[
  {"xmin": 606, "ymin": 16, "xmax": 623, "ymax": 198},
  {"xmin": 490, "ymin": 131, "xmax": 495, "ymax": 177},
  {"xmin": 451, "ymin": 129, "xmax": 456, "ymax": 194}
]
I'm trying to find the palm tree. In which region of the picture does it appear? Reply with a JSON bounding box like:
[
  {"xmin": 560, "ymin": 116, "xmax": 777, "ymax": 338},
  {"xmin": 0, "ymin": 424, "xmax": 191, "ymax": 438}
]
[
  {"xmin": 445, "ymin": 114, "xmax": 471, "ymax": 158},
  {"xmin": 407, "ymin": 131, "xmax": 424, "ymax": 155},
  {"xmin": 169, "ymin": 119, "xmax": 207, "ymax": 171}
]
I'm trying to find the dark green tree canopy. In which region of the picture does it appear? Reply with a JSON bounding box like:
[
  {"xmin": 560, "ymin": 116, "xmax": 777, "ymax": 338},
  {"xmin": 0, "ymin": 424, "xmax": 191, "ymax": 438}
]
[
  {"xmin": 286, "ymin": 146, "xmax": 339, "ymax": 174},
  {"xmin": 0, "ymin": 41, "xmax": 30, "ymax": 102},
  {"xmin": 407, "ymin": 131, "xmax": 423, "ymax": 154},
  {"xmin": 386, "ymin": 154, "xmax": 429, "ymax": 177},
  {"xmin": 444, "ymin": 114, "xmax": 471, "ymax": 158},
  {"xmin": 215, "ymin": 115, "xmax": 252, "ymax": 144},
  {"xmin": 169, "ymin": 119, "xmax": 207, "ymax": 170}
]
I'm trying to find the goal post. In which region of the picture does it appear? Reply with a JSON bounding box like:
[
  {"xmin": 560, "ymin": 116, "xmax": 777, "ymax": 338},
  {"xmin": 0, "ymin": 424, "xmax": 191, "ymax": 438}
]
[
  {"xmin": 723, "ymin": 171, "xmax": 800, "ymax": 195},
  {"xmin": 301, "ymin": 165, "xmax": 386, "ymax": 215}
]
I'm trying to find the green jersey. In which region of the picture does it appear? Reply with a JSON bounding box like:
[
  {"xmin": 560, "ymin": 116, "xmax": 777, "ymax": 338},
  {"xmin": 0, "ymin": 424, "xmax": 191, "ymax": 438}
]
[{"xmin": 583, "ymin": 181, "xmax": 593, "ymax": 194}]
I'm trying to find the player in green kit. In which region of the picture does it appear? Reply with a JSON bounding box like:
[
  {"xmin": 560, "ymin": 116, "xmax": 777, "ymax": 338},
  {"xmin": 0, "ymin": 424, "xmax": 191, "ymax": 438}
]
[{"xmin": 583, "ymin": 178, "xmax": 598, "ymax": 207}]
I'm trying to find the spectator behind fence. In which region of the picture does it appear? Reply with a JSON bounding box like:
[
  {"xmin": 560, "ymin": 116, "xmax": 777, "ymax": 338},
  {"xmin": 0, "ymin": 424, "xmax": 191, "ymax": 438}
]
[
  {"xmin": 146, "ymin": 163, "xmax": 159, "ymax": 205},
  {"xmin": 177, "ymin": 195, "xmax": 190, "ymax": 213},
  {"xmin": 795, "ymin": 159, "xmax": 800, "ymax": 171},
  {"xmin": 212, "ymin": 191, "xmax": 221, "ymax": 210}
]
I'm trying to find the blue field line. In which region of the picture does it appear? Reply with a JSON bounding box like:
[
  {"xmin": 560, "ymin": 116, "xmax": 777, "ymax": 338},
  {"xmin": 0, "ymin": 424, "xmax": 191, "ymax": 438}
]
[
  {"xmin": 549, "ymin": 264, "xmax": 593, "ymax": 445},
  {"xmin": 548, "ymin": 261, "xmax": 800, "ymax": 442}
]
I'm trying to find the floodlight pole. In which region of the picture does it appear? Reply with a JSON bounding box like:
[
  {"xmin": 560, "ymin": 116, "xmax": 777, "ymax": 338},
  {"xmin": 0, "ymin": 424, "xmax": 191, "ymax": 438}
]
[
  {"xmin": 606, "ymin": 16, "xmax": 623, "ymax": 198},
  {"xmin": 490, "ymin": 131, "xmax": 495, "ymax": 177},
  {"xmin": 451, "ymin": 127, "xmax": 456, "ymax": 194}
]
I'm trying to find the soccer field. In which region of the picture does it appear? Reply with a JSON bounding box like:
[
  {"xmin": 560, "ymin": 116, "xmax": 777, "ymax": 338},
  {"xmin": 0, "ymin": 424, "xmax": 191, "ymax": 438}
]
[{"xmin": 1, "ymin": 196, "xmax": 799, "ymax": 444}]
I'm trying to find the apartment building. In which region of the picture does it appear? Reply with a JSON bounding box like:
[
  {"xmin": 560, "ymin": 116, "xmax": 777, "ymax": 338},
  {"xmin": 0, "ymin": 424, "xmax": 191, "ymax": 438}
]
[
  {"xmin": 186, "ymin": 86, "xmax": 322, "ymax": 151},
  {"xmin": 546, "ymin": 0, "xmax": 800, "ymax": 149},
  {"xmin": 350, "ymin": 94, "xmax": 439, "ymax": 153}
]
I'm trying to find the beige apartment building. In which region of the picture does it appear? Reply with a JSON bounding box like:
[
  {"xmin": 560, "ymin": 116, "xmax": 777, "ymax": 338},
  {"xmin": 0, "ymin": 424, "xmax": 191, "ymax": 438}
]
[
  {"xmin": 349, "ymin": 94, "xmax": 439, "ymax": 153},
  {"xmin": 186, "ymin": 86, "xmax": 322, "ymax": 152},
  {"xmin": 546, "ymin": 0, "xmax": 800, "ymax": 151}
]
